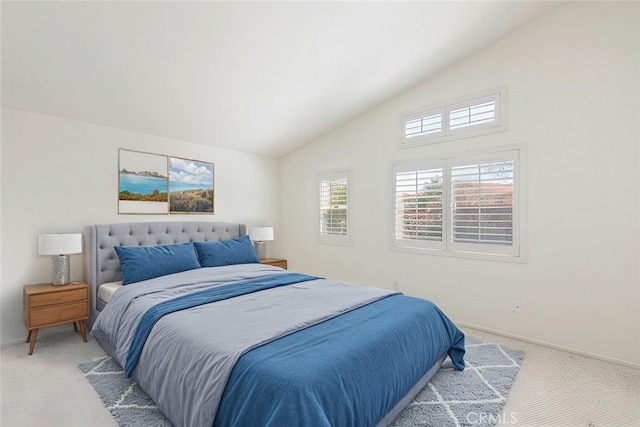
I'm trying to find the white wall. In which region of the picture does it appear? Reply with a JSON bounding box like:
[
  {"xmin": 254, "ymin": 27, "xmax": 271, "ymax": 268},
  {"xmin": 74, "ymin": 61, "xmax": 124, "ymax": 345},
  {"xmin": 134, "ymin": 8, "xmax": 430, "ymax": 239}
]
[
  {"xmin": 1, "ymin": 108, "xmax": 281, "ymax": 344},
  {"xmin": 278, "ymin": 2, "xmax": 640, "ymax": 366}
]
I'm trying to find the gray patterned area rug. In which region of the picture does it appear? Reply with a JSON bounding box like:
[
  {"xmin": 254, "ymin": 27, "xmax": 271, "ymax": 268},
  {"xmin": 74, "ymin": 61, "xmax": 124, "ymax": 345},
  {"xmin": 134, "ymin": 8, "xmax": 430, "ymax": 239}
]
[{"xmin": 79, "ymin": 337, "xmax": 523, "ymax": 427}]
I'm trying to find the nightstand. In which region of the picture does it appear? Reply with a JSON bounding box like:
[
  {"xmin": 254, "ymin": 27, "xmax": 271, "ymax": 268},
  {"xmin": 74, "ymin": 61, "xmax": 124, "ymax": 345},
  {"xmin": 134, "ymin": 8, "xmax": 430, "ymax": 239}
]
[
  {"xmin": 23, "ymin": 282, "xmax": 89, "ymax": 355},
  {"xmin": 260, "ymin": 258, "xmax": 288, "ymax": 269}
]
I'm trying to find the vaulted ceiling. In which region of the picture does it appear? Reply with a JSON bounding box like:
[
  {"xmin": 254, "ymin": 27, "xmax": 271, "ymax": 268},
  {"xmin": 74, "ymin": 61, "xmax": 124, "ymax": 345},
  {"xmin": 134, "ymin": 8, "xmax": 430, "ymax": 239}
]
[{"xmin": 2, "ymin": 1, "xmax": 556, "ymax": 158}]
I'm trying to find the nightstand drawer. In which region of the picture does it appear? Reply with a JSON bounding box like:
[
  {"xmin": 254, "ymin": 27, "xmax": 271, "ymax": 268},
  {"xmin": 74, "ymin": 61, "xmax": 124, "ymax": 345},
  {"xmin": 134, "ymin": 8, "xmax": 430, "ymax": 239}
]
[
  {"xmin": 30, "ymin": 288, "xmax": 87, "ymax": 308},
  {"xmin": 29, "ymin": 301, "xmax": 88, "ymax": 327}
]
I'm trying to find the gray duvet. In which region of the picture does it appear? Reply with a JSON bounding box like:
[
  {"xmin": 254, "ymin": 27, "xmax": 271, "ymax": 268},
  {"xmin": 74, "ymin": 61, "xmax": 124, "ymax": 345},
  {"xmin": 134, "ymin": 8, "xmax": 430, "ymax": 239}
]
[{"xmin": 91, "ymin": 263, "xmax": 396, "ymax": 427}]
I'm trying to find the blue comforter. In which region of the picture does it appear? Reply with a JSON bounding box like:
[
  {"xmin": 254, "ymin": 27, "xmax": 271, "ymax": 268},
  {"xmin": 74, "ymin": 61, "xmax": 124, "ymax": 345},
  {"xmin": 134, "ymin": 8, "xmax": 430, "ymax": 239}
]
[{"xmin": 216, "ymin": 294, "xmax": 465, "ymax": 427}]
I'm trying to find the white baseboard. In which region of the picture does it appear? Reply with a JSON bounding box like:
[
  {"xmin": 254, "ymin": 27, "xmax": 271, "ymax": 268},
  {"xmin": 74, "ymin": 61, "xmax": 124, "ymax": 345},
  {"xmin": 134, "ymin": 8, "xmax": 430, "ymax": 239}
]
[
  {"xmin": 457, "ymin": 321, "xmax": 640, "ymax": 370},
  {"xmin": 1, "ymin": 337, "xmax": 27, "ymax": 348},
  {"xmin": 1, "ymin": 324, "xmax": 73, "ymax": 348}
]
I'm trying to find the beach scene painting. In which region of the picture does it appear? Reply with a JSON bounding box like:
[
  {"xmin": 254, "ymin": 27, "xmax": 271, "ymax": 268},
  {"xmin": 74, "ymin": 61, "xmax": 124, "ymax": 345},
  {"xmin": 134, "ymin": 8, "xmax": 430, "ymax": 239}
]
[
  {"xmin": 118, "ymin": 149, "xmax": 169, "ymax": 214},
  {"xmin": 169, "ymin": 157, "xmax": 214, "ymax": 214}
]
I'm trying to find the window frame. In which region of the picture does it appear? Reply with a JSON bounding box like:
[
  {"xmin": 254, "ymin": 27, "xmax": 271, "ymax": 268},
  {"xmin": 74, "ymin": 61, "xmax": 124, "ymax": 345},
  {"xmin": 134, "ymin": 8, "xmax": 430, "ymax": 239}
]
[
  {"xmin": 391, "ymin": 146, "xmax": 526, "ymax": 262},
  {"xmin": 400, "ymin": 87, "xmax": 507, "ymax": 148},
  {"xmin": 317, "ymin": 169, "xmax": 352, "ymax": 246}
]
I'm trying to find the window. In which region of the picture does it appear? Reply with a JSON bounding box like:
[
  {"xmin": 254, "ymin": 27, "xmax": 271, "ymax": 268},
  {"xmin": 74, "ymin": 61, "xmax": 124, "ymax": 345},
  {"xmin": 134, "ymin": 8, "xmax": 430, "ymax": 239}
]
[
  {"xmin": 393, "ymin": 148, "xmax": 523, "ymax": 260},
  {"xmin": 404, "ymin": 110, "xmax": 443, "ymax": 138},
  {"xmin": 317, "ymin": 170, "xmax": 351, "ymax": 245},
  {"xmin": 394, "ymin": 162, "xmax": 444, "ymax": 251},
  {"xmin": 449, "ymin": 97, "xmax": 497, "ymax": 131},
  {"xmin": 401, "ymin": 88, "xmax": 506, "ymax": 147}
]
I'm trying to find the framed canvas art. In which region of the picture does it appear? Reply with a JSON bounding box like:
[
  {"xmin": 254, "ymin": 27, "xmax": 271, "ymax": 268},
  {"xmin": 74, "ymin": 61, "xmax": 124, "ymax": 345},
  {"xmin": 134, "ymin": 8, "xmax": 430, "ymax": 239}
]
[
  {"xmin": 118, "ymin": 149, "xmax": 169, "ymax": 214},
  {"xmin": 169, "ymin": 156, "xmax": 215, "ymax": 214}
]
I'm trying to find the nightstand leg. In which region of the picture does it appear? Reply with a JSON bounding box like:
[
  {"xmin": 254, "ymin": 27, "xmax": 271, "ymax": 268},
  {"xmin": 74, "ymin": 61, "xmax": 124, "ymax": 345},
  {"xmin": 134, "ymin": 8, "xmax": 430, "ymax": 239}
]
[
  {"xmin": 28, "ymin": 329, "xmax": 39, "ymax": 355},
  {"xmin": 73, "ymin": 322, "xmax": 78, "ymax": 332},
  {"xmin": 79, "ymin": 320, "xmax": 87, "ymax": 343},
  {"xmin": 26, "ymin": 330, "xmax": 32, "ymax": 343}
]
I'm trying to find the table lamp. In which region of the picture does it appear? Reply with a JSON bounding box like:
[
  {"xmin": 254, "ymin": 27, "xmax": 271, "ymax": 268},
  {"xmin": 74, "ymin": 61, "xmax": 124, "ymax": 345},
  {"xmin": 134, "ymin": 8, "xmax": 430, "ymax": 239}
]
[
  {"xmin": 248, "ymin": 227, "xmax": 274, "ymax": 260},
  {"xmin": 38, "ymin": 233, "xmax": 83, "ymax": 285}
]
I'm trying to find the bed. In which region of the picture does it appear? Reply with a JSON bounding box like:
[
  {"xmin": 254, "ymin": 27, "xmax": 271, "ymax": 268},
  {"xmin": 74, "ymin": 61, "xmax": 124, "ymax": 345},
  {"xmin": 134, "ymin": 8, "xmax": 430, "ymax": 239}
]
[{"xmin": 85, "ymin": 221, "xmax": 465, "ymax": 427}]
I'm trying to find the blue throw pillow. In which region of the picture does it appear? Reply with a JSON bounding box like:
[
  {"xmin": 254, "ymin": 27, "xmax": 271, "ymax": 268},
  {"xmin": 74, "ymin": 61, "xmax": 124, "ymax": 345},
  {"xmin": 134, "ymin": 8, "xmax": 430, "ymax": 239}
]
[
  {"xmin": 114, "ymin": 242, "xmax": 201, "ymax": 285},
  {"xmin": 194, "ymin": 236, "xmax": 259, "ymax": 268}
]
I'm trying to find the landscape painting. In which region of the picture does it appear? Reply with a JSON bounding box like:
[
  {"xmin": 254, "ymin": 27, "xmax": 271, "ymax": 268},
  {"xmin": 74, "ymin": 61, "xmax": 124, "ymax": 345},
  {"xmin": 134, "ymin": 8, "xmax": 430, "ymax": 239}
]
[
  {"xmin": 118, "ymin": 149, "xmax": 169, "ymax": 214},
  {"xmin": 169, "ymin": 156, "xmax": 214, "ymax": 214}
]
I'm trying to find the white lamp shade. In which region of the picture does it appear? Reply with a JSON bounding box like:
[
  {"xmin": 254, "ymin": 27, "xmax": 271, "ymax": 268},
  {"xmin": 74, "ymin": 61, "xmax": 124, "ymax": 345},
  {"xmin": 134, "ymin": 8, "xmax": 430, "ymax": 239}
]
[
  {"xmin": 248, "ymin": 227, "xmax": 274, "ymax": 242},
  {"xmin": 38, "ymin": 233, "xmax": 83, "ymax": 255}
]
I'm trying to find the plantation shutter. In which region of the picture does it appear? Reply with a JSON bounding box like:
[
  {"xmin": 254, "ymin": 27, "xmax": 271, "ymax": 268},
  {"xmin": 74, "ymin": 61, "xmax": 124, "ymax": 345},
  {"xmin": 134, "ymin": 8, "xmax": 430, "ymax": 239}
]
[
  {"xmin": 404, "ymin": 111, "xmax": 443, "ymax": 139},
  {"xmin": 449, "ymin": 97, "xmax": 496, "ymax": 130},
  {"xmin": 393, "ymin": 162, "xmax": 444, "ymax": 250},
  {"xmin": 401, "ymin": 88, "xmax": 505, "ymax": 147},
  {"xmin": 449, "ymin": 151, "xmax": 518, "ymax": 256},
  {"xmin": 318, "ymin": 171, "xmax": 350, "ymax": 244},
  {"xmin": 392, "ymin": 148, "xmax": 521, "ymax": 259}
]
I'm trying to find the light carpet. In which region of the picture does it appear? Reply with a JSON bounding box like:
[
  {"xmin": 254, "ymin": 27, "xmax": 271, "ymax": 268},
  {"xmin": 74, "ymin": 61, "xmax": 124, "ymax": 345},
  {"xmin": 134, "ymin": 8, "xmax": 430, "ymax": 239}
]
[{"xmin": 79, "ymin": 337, "xmax": 523, "ymax": 426}]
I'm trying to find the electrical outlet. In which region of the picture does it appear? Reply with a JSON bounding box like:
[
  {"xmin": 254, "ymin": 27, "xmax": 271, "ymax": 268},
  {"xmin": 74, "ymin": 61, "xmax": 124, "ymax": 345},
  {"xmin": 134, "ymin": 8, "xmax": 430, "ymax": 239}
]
[
  {"xmin": 392, "ymin": 280, "xmax": 399, "ymax": 291},
  {"xmin": 512, "ymin": 300, "xmax": 523, "ymax": 313}
]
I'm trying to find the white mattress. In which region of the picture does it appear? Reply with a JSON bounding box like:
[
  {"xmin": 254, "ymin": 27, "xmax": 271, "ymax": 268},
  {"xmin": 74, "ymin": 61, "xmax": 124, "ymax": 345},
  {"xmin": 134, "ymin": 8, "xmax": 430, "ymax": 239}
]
[{"xmin": 98, "ymin": 281, "xmax": 123, "ymax": 304}]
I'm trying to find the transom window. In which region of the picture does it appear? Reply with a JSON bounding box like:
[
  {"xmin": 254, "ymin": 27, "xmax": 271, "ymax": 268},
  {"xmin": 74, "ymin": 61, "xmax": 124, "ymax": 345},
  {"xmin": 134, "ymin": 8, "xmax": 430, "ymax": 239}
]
[{"xmin": 401, "ymin": 88, "xmax": 507, "ymax": 147}]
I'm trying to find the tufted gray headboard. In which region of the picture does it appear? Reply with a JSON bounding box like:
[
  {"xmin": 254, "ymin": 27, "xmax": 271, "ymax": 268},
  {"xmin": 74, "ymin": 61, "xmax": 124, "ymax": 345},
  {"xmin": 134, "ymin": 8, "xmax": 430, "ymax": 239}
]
[{"xmin": 84, "ymin": 221, "xmax": 246, "ymax": 328}]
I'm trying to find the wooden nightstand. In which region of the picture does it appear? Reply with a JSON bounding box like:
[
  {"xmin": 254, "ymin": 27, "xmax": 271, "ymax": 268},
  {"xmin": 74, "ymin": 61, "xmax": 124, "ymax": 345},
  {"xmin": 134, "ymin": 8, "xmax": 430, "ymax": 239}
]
[
  {"xmin": 260, "ymin": 258, "xmax": 288, "ymax": 269},
  {"xmin": 23, "ymin": 282, "xmax": 89, "ymax": 355}
]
